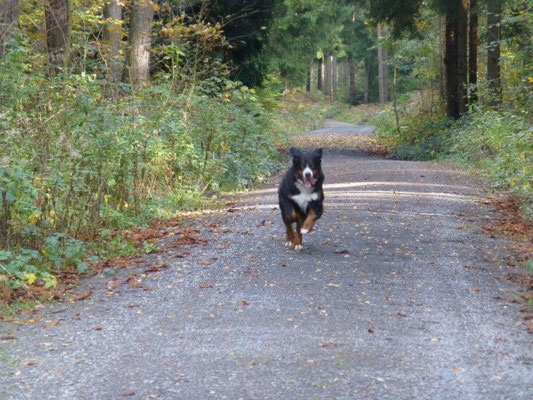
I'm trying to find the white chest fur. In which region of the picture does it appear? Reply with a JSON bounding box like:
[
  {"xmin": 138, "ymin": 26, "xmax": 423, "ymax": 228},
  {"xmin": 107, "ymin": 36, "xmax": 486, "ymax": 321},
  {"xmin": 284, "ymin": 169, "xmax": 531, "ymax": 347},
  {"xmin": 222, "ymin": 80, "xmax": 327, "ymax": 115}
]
[{"xmin": 292, "ymin": 181, "xmax": 318, "ymax": 212}]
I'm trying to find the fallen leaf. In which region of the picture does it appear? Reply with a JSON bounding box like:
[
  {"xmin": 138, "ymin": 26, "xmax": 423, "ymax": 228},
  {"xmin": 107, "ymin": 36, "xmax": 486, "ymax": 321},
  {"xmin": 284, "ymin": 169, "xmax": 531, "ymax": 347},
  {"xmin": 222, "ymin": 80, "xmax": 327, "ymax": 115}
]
[
  {"xmin": 368, "ymin": 328, "xmax": 374, "ymax": 333},
  {"xmin": 125, "ymin": 276, "xmax": 142, "ymax": 289},
  {"xmin": 397, "ymin": 311, "xmax": 407, "ymax": 317},
  {"xmin": 71, "ymin": 290, "xmax": 93, "ymax": 302},
  {"xmin": 199, "ymin": 284, "xmax": 213, "ymax": 289},
  {"xmin": 334, "ymin": 250, "xmax": 351, "ymax": 255},
  {"xmin": 320, "ymin": 342, "xmax": 337, "ymax": 348},
  {"xmin": 45, "ymin": 320, "xmax": 61, "ymax": 328},
  {"xmin": 1, "ymin": 334, "xmax": 16, "ymax": 340},
  {"xmin": 93, "ymin": 326, "xmax": 103, "ymax": 331},
  {"xmin": 241, "ymin": 300, "xmax": 250, "ymax": 306},
  {"xmin": 121, "ymin": 390, "xmax": 136, "ymax": 397}
]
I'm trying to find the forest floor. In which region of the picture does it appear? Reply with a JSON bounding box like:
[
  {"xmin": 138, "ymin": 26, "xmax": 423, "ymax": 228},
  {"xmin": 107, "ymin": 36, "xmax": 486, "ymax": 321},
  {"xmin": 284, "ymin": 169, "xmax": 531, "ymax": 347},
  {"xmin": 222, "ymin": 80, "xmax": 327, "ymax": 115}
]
[{"xmin": 1, "ymin": 121, "xmax": 532, "ymax": 399}]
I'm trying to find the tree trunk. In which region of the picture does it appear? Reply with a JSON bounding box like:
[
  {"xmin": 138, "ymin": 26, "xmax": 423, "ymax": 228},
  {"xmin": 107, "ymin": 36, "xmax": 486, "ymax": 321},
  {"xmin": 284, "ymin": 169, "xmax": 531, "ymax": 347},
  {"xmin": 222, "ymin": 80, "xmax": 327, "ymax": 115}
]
[
  {"xmin": 331, "ymin": 56, "xmax": 338, "ymax": 98},
  {"xmin": 377, "ymin": 23, "xmax": 388, "ymax": 104},
  {"xmin": 0, "ymin": 0, "xmax": 19, "ymax": 59},
  {"xmin": 457, "ymin": 0, "xmax": 468, "ymax": 114},
  {"xmin": 317, "ymin": 57, "xmax": 323, "ymax": 91},
  {"xmin": 348, "ymin": 58, "xmax": 356, "ymax": 105},
  {"xmin": 325, "ymin": 55, "xmax": 333, "ymax": 99},
  {"xmin": 104, "ymin": 0, "xmax": 123, "ymax": 82},
  {"xmin": 364, "ymin": 58, "xmax": 370, "ymax": 103},
  {"xmin": 468, "ymin": 0, "xmax": 478, "ymax": 103},
  {"xmin": 45, "ymin": 0, "xmax": 71, "ymax": 75},
  {"xmin": 123, "ymin": 0, "xmax": 154, "ymax": 88},
  {"xmin": 444, "ymin": 1, "xmax": 468, "ymax": 119},
  {"xmin": 445, "ymin": 13, "xmax": 459, "ymax": 118},
  {"xmin": 306, "ymin": 61, "xmax": 311, "ymax": 92},
  {"xmin": 487, "ymin": 0, "xmax": 502, "ymax": 104},
  {"xmin": 439, "ymin": 15, "xmax": 446, "ymax": 101}
]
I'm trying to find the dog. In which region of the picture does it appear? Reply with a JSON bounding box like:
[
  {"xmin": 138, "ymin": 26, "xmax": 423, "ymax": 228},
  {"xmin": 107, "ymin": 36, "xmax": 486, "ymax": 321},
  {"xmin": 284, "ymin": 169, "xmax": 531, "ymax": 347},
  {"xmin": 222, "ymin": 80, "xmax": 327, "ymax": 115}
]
[{"xmin": 278, "ymin": 147, "xmax": 324, "ymax": 250}]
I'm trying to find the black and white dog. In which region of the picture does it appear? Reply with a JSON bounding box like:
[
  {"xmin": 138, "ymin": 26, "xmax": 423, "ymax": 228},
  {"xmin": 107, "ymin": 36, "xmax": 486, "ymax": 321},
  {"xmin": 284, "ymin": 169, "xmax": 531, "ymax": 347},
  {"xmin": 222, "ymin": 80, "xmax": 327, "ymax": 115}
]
[{"xmin": 278, "ymin": 147, "xmax": 324, "ymax": 250}]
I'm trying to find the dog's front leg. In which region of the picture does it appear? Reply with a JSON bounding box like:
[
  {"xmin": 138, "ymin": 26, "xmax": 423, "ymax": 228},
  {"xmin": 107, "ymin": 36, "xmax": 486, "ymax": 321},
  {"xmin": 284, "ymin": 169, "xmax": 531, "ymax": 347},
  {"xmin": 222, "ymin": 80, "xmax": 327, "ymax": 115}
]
[
  {"xmin": 284, "ymin": 221, "xmax": 295, "ymax": 247},
  {"xmin": 300, "ymin": 209, "xmax": 317, "ymax": 234},
  {"xmin": 294, "ymin": 223, "xmax": 303, "ymax": 250}
]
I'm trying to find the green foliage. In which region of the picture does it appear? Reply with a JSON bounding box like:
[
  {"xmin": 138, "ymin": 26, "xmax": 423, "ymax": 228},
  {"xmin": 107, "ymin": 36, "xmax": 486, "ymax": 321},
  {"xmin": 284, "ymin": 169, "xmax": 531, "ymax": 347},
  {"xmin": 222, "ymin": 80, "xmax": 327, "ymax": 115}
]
[
  {"xmin": 447, "ymin": 107, "xmax": 533, "ymax": 217},
  {"xmin": 374, "ymin": 96, "xmax": 533, "ymax": 218},
  {"xmin": 0, "ymin": 42, "xmax": 285, "ymax": 294}
]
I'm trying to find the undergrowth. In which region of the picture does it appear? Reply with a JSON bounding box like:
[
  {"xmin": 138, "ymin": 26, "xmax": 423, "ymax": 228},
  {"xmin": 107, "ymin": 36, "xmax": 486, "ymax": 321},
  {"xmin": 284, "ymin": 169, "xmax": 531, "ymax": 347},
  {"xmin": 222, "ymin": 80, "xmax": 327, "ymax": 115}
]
[
  {"xmin": 366, "ymin": 92, "xmax": 533, "ymax": 220},
  {"xmin": 0, "ymin": 46, "xmax": 304, "ymax": 302}
]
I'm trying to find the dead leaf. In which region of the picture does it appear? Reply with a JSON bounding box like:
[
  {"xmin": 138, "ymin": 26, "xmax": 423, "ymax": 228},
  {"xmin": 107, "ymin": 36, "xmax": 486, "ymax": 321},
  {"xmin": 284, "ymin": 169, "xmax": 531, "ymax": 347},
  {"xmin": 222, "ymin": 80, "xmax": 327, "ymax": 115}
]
[
  {"xmin": 45, "ymin": 320, "xmax": 61, "ymax": 328},
  {"xmin": 397, "ymin": 311, "xmax": 407, "ymax": 317},
  {"xmin": 1, "ymin": 334, "xmax": 16, "ymax": 340},
  {"xmin": 334, "ymin": 250, "xmax": 351, "ymax": 255},
  {"xmin": 93, "ymin": 326, "xmax": 103, "ymax": 331},
  {"xmin": 125, "ymin": 276, "xmax": 142, "ymax": 289},
  {"xmin": 197, "ymin": 259, "xmax": 212, "ymax": 266},
  {"xmin": 144, "ymin": 263, "xmax": 169, "ymax": 273},
  {"xmin": 320, "ymin": 342, "xmax": 337, "ymax": 348},
  {"xmin": 199, "ymin": 284, "xmax": 213, "ymax": 289},
  {"xmin": 71, "ymin": 290, "xmax": 93, "ymax": 302},
  {"xmin": 241, "ymin": 300, "xmax": 250, "ymax": 306},
  {"xmin": 121, "ymin": 390, "xmax": 136, "ymax": 397}
]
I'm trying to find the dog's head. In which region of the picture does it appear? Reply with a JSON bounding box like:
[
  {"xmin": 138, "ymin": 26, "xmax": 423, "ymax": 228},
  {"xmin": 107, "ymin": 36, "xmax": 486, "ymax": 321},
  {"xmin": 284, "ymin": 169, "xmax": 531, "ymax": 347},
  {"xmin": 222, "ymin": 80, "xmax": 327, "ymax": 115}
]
[{"xmin": 290, "ymin": 147, "xmax": 323, "ymax": 189}]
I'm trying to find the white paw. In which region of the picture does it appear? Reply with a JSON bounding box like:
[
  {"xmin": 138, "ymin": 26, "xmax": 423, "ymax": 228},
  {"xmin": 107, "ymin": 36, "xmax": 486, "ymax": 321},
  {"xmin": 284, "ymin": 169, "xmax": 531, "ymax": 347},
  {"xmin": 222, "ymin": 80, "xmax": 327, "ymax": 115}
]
[
  {"xmin": 285, "ymin": 241, "xmax": 292, "ymax": 247},
  {"xmin": 294, "ymin": 244, "xmax": 303, "ymax": 251},
  {"xmin": 300, "ymin": 228, "xmax": 309, "ymax": 234},
  {"xmin": 311, "ymin": 193, "xmax": 318, "ymax": 200}
]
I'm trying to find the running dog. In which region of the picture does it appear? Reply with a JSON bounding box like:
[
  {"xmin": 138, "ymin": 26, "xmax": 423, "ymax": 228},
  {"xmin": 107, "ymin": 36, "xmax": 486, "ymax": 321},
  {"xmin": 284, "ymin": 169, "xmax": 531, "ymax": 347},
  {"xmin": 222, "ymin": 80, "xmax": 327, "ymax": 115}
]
[{"xmin": 278, "ymin": 147, "xmax": 324, "ymax": 250}]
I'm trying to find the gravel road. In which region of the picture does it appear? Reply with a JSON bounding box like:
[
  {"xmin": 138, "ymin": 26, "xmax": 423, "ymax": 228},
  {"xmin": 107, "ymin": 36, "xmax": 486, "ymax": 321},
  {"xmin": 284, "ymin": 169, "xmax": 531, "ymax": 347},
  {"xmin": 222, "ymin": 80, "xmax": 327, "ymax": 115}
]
[{"xmin": 1, "ymin": 121, "xmax": 531, "ymax": 399}]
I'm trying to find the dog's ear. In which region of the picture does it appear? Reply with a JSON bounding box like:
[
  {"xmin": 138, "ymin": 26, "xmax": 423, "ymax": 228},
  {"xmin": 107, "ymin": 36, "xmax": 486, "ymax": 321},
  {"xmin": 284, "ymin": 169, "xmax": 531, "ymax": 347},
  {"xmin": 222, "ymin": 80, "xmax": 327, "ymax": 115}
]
[
  {"xmin": 290, "ymin": 147, "xmax": 302, "ymax": 165},
  {"xmin": 312, "ymin": 148, "xmax": 323, "ymax": 161}
]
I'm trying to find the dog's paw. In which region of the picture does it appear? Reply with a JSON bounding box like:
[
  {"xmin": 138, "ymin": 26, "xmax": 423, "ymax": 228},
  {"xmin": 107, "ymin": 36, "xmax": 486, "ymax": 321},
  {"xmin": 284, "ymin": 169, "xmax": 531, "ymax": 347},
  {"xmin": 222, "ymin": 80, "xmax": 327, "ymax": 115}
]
[
  {"xmin": 311, "ymin": 192, "xmax": 318, "ymax": 201},
  {"xmin": 300, "ymin": 228, "xmax": 309, "ymax": 234},
  {"xmin": 285, "ymin": 241, "xmax": 293, "ymax": 247},
  {"xmin": 294, "ymin": 244, "xmax": 303, "ymax": 251}
]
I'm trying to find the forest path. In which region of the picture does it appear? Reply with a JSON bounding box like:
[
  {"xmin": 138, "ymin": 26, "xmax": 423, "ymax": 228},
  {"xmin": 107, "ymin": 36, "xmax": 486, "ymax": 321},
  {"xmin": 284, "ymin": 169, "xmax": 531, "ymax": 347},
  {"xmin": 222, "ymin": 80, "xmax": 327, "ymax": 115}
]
[{"xmin": 1, "ymin": 121, "xmax": 532, "ymax": 399}]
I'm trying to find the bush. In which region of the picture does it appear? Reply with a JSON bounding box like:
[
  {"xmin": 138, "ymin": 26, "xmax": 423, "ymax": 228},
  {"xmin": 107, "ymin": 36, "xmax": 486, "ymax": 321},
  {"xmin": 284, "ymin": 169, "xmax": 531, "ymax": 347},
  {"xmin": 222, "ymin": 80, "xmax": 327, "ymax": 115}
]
[
  {"xmin": 0, "ymin": 44, "xmax": 285, "ymax": 296},
  {"xmin": 447, "ymin": 107, "xmax": 533, "ymax": 218}
]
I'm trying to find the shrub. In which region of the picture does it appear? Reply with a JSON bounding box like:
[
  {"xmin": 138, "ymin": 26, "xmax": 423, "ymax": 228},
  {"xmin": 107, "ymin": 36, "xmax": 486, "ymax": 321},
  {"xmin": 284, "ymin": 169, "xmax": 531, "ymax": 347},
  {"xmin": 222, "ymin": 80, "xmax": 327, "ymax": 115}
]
[{"xmin": 0, "ymin": 44, "xmax": 285, "ymax": 297}]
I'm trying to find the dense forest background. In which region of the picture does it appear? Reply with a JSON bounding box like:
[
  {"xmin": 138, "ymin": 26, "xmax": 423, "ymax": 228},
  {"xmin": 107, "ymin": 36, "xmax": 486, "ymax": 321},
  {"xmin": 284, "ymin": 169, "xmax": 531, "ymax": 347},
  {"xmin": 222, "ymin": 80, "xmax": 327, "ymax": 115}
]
[{"xmin": 0, "ymin": 0, "xmax": 531, "ymax": 299}]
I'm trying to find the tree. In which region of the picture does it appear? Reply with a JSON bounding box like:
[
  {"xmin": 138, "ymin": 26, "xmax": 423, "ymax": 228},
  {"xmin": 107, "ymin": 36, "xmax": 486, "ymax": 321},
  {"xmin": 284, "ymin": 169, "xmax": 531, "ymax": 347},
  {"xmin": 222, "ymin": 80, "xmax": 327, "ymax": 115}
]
[
  {"xmin": 487, "ymin": 0, "xmax": 502, "ymax": 104},
  {"xmin": 44, "ymin": 0, "xmax": 71, "ymax": 75},
  {"xmin": 348, "ymin": 58, "xmax": 356, "ymax": 105},
  {"xmin": 377, "ymin": 23, "xmax": 388, "ymax": 103},
  {"xmin": 123, "ymin": 0, "xmax": 155, "ymax": 88},
  {"xmin": 469, "ymin": 0, "xmax": 478, "ymax": 103},
  {"xmin": 0, "ymin": 0, "xmax": 19, "ymax": 59},
  {"xmin": 317, "ymin": 56, "xmax": 323, "ymax": 91},
  {"xmin": 325, "ymin": 54, "xmax": 333, "ymax": 98},
  {"xmin": 104, "ymin": 0, "xmax": 123, "ymax": 82}
]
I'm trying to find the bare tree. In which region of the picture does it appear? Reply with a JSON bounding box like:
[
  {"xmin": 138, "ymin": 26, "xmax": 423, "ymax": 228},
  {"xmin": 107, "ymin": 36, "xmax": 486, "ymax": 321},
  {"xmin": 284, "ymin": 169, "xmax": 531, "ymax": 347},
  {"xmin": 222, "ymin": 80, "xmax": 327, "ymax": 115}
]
[
  {"xmin": 45, "ymin": 0, "xmax": 71, "ymax": 75},
  {"xmin": 0, "ymin": 0, "xmax": 19, "ymax": 59},
  {"xmin": 377, "ymin": 23, "xmax": 388, "ymax": 104},
  {"xmin": 123, "ymin": 0, "xmax": 155, "ymax": 88},
  {"xmin": 104, "ymin": 0, "xmax": 123, "ymax": 82}
]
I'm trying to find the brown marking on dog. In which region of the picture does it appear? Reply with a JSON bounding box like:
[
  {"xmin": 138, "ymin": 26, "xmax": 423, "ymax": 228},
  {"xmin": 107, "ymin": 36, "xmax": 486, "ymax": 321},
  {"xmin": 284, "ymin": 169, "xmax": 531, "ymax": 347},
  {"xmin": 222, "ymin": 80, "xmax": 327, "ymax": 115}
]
[
  {"xmin": 293, "ymin": 228, "xmax": 302, "ymax": 246},
  {"xmin": 293, "ymin": 169, "xmax": 304, "ymax": 182},
  {"xmin": 284, "ymin": 221, "xmax": 295, "ymax": 245},
  {"xmin": 302, "ymin": 209, "xmax": 317, "ymax": 232}
]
